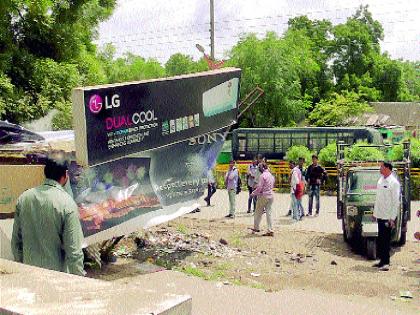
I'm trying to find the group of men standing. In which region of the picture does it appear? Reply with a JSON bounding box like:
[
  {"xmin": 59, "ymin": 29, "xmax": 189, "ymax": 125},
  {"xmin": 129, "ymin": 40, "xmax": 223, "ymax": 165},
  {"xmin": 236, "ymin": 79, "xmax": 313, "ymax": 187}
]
[
  {"xmin": 222, "ymin": 154, "xmax": 328, "ymax": 236},
  {"xmin": 288, "ymin": 155, "xmax": 328, "ymax": 221},
  {"xmin": 9, "ymin": 156, "xmax": 402, "ymax": 277}
]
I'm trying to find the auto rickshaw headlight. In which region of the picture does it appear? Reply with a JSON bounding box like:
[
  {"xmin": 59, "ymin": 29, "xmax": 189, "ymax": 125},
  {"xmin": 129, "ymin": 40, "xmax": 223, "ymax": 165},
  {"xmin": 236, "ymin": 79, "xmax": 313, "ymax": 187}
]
[{"xmin": 346, "ymin": 206, "xmax": 358, "ymax": 216}]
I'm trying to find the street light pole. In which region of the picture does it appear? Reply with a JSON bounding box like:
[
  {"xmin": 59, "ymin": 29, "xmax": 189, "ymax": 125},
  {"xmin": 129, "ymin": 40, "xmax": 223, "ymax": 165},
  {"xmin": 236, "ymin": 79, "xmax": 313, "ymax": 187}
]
[{"xmin": 210, "ymin": 0, "xmax": 215, "ymax": 60}]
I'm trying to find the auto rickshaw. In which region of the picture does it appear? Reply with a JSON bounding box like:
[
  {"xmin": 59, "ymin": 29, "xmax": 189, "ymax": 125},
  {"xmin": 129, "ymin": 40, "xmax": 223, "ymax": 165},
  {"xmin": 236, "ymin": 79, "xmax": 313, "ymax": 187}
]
[{"xmin": 336, "ymin": 141, "xmax": 411, "ymax": 259}]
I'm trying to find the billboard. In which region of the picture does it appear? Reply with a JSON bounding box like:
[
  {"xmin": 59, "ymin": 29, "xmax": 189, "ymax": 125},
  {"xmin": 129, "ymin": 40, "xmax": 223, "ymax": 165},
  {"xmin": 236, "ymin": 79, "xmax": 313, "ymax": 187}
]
[
  {"xmin": 0, "ymin": 69, "xmax": 240, "ymax": 254},
  {"xmin": 70, "ymin": 129, "xmax": 228, "ymax": 245},
  {"xmin": 72, "ymin": 68, "xmax": 241, "ymax": 166}
]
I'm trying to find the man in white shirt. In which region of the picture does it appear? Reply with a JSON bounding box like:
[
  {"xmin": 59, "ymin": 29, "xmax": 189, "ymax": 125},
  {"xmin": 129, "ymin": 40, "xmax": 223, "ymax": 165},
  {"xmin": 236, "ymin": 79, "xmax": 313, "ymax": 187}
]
[{"xmin": 373, "ymin": 162, "xmax": 400, "ymax": 271}]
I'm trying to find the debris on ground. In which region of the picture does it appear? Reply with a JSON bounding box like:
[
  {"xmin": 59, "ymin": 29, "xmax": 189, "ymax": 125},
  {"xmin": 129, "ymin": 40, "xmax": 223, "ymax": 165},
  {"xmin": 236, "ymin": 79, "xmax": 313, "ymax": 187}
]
[
  {"xmin": 331, "ymin": 260, "xmax": 337, "ymax": 266},
  {"xmin": 114, "ymin": 245, "xmax": 132, "ymax": 258},
  {"xmin": 115, "ymin": 228, "xmax": 237, "ymax": 260},
  {"xmin": 250, "ymin": 272, "xmax": 261, "ymax": 277},
  {"xmin": 219, "ymin": 238, "xmax": 228, "ymax": 246},
  {"xmin": 290, "ymin": 253, "xmax": 307, "ymax": 263},
  {"xmin": 399, "ymin": 291, "xmax": 413, "ymax": 299}
]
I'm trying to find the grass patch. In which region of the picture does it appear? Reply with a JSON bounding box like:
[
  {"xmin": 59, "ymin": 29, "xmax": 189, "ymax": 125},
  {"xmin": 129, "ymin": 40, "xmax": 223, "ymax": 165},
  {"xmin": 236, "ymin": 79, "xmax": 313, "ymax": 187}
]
[
  {"xmin": 230, "ymin": 279, "xmax": 243, "ymax": 286},
  {"xmin": 250, "ymin": 282, "xmax": 265, "ymax": 290},
  {"xmin": 229, "ymin": 231, "xmax": 244, "ymax": 248},
  {"xmin": 181, "ymin": 265, "xmax": 207, "ymax": 278},
  {"xmin": 215, "ymin": 262, "xmax": 233, "ymax": 272},
  {"xmin": 176, "ymin": 223, "xmax": 189, "ymax": 234}
]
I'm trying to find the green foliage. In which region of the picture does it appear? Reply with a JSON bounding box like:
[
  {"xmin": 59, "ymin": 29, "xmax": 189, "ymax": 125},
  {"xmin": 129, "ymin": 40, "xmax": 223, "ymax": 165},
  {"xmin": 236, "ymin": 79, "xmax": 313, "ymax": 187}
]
[
  {"xmin": 318, "ymin": 142, "xmax": 337, "ymax": 166},
  {"xmin": 165, "ymin": 53, "xmax": 208, "ymax": 76},
  {"xmin": 285, "ymin": 145, "xmax": 312, "ymax": 163},
  {"xmin": 182, "ymin": 265, "xmax": 207, "ymax": 278},
  {"xmin": 52, "ymin": 101, "xmax": 73, "ymax": 130},
  {"xmin": 0, "ymin": 0, "xmax": 116, "ymax": 124},
  {"xmin": 308, "ymin": 92, "xmax": 372, "ymax": 126},
  {"xmin": 399, "ymin": 61, "xmax": 420, "ymax": 101},
  {"xmin": 388, "ymin": 138, "xmax": 420, "ymax": 167},
  {"xmin": 1, "ymin": 3, "xmax": 419, "ymax": 130},
  {"xmin": 0, "ymin": 74, "xmax": 14, "ymax": 117},
  {"xmin": 345, "ymin": 142, "xmax": 384, "ymax": 161},
  {"xmin": 227, "ymin": 31, "xmax": 318, "ymax": 127},
  {"xmin": 176, "ymin": 223, "xmax": 189, "ymax": 235},
  {"xmin": 101, "ymin": 52, "xmax": 165, "ymax": 83},
  {"xmin": 331, "ymin": 6, "xmax": 383, "ymax": 85}
]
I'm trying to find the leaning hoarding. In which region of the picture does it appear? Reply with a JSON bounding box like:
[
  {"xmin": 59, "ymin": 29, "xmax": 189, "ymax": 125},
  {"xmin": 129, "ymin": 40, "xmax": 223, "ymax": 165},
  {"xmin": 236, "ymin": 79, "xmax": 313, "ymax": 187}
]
[
  {"xmin": 0, "ymin": 69, "xmax": 240, "ymax": 257},
  {"xmin": 70, "ymin": 68, "xmax": 241, "ymax": 245},
  {"xmin": 72, "ymin": 68, "xmax": 241, "ymax": 166}
]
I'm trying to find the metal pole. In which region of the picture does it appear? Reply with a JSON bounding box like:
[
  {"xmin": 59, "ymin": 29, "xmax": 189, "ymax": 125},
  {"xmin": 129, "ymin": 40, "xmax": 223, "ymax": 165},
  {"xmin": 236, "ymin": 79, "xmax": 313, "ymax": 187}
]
[{"xmin": 210, "ymin": 0, "xmax": 215, "ymax": 60}]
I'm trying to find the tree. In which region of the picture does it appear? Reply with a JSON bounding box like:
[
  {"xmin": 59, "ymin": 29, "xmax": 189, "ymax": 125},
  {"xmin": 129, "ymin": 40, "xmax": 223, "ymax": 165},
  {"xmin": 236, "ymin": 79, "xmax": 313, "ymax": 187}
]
[
  {"xmin": 227, "ymin": 31, "xmax": 317, "ymax": 127},
  {"xmin": 330, "ymin": 5, "xmax": 383, "ymax": 95},
  {"xmin": 165, "ymin": 53, "xmax": 195, "ymax": 76},
  {"xmin": 288, "ymin": 16, "xmax": 333, "ymax": 102},
  {"xmin": 399, "ymin": 61, "xmax": 420, "ymax": 101},
  {"xmin": 0, "ymin": 0, "xmax": 116, "ymax": 124},
  {"xmin": 308, "ymin": 92, "xmax": 372, "ymax": 126}
]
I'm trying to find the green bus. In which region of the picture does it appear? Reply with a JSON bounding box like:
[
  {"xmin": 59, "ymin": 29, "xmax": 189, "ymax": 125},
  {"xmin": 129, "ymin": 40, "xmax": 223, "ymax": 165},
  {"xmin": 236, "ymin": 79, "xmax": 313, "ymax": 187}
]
[{"xmin": 232, "ymin": 127, "xmax": 383, "ymax": 160}]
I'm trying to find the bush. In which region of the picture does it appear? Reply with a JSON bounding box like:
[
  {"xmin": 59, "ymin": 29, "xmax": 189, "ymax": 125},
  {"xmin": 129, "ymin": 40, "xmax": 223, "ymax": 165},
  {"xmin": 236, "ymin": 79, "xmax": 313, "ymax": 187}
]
[
  {"xmin": 410, "ymin": 138, "xmax": 420, "ymax": 168},
  {"xmin": 387, "ymin": 138, "xmax": 420, "ymax": 168},
  {"xmin": 319, "ymin": 142, "xmax": 337, "ymax": 167},
  {"xmin": 285, "ymin": 145, "xmax": 312, "ymax": 164},
  {"xmin": 345, "ymin": 142, "xmax": 385, "ymax": 161}
]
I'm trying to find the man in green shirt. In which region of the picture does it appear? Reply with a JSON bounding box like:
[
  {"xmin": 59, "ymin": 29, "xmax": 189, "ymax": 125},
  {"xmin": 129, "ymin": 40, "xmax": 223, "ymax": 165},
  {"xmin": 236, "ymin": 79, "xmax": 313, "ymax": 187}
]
[{"xmin": 11, "ymin": 159, "xmax": 85, "ymax": 276}]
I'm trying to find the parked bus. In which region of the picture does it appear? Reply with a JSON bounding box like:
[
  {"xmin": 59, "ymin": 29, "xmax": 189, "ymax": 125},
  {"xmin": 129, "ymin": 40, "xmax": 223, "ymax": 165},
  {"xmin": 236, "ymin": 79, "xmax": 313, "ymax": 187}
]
[{"xmin": 231, "ymin": 127, "xmax": 383, "ymax": 160}]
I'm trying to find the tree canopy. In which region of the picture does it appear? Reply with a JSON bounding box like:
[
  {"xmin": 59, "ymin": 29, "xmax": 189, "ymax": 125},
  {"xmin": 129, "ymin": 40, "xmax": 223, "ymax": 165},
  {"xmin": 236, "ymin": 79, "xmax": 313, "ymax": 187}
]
[{"xmin": 0, "ymin": 3, "xmax": 419, "ymax": 129}]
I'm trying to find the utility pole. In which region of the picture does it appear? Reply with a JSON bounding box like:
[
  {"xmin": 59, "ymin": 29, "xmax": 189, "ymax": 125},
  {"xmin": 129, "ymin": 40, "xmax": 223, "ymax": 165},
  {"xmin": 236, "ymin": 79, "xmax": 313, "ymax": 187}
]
[{"xmin": 210, "ymin": 0, "xmax": 215, "ymax": 60}]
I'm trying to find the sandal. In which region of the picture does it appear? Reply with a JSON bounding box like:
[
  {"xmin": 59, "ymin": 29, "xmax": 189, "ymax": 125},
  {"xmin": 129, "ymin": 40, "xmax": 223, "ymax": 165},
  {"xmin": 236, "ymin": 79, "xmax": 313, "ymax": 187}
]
[
  {"xmin": 262, "ymin": 231, "xmax": 274, "ymax": 237},
  {"xmin": 248, "ymin": 227, "xmax": 260, "ymax": 233}
]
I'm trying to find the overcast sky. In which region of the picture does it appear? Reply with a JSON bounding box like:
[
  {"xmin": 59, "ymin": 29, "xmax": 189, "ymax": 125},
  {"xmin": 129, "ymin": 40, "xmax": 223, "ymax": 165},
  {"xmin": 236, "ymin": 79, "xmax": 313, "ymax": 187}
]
[{"xmin": 97, "ymin": 0, "xmax": 420, "ymax": 64}]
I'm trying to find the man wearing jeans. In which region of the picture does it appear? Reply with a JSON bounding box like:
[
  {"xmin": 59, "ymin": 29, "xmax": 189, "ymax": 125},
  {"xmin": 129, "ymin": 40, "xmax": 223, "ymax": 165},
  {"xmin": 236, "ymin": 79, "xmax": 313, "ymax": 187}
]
[
  {"xmin": 250, "ymin": 162, "xmax": 275, "ymax": 236},
  {"xmin": 290, "ymin": 161, "xmax": 303, "ymax": 222},
  {"xmin": 305, "ymin": 155, "xmax": 327, "ymax": 216},
  {"xmin": 246, "ymin": 159, "xmax": 258, "ymax": 213},
  {"xmin": 224, "ymin": 160, "xmax": 239, "ymax": 218},
  {"xmin": 204, "ymin": 169, "xmax": 217, "ymax": 207},
  {"xmin": 373, "ymin": 162, "xmax": 400, "ymax": 271}
]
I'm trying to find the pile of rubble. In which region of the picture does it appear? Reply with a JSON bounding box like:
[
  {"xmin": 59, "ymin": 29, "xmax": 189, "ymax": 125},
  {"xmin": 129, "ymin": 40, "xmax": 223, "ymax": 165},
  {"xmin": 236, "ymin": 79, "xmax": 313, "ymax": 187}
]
[{"xmin": 120, "ymin": 228, "xmax": 238, "ymax": 259}]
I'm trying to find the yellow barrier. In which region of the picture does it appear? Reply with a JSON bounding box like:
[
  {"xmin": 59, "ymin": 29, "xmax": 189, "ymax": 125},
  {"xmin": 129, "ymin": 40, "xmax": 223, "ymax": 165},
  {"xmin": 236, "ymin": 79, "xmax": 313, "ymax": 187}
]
[
  {"xmin": 215, "ymin": 163, "xmax": 420, "ymax": 190},
  {"xmin": 216, "ymin": 163, "xmax": 419, "ymax": 177}
]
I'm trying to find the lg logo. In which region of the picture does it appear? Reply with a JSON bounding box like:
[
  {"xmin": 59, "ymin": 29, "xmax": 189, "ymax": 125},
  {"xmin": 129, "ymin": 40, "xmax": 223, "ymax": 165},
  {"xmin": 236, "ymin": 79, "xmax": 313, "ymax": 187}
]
[{"xmin": 89, "ymin": 94, "xmax": 120, "ymax": 114}]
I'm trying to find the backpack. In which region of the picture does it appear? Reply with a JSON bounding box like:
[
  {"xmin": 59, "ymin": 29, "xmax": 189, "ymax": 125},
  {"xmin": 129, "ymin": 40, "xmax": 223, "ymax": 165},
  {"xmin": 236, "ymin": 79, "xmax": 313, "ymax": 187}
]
[
  {"xmin": 294, "ymin": 171, "xmax": 305, "ymax": 199},
  {"xmin": 236, "ymin": 175, "xmax": 242, "ymax": 194}
]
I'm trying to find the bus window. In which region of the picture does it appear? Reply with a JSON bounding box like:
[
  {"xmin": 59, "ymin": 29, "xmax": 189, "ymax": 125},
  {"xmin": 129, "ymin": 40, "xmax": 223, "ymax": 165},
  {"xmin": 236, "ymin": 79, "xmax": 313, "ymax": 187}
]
[
  {"xmin": 239, "ymin": 139, "xmax": 246, "ymax": 151},
  {"xmin": 247, "ymin": 135, "xmax": 258, "ymax": 151},
  {"xmin": 259, "ymin": 134, "xmax": 274, "ymax": 151},
  {"xmin": 291, "ymin": 132, "xmax": 307, "ymax": 146},
  {"xmin": 309, "ymin": 134, "xmax": 325, "ymax": 152}
]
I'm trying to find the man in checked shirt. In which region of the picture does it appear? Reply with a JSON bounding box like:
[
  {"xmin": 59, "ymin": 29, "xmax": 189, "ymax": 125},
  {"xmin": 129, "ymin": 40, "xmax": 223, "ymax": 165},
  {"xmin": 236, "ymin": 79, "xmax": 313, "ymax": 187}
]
[{"xmin": 250, "ymin": 162, "xmax": 275, "ymax": 236}]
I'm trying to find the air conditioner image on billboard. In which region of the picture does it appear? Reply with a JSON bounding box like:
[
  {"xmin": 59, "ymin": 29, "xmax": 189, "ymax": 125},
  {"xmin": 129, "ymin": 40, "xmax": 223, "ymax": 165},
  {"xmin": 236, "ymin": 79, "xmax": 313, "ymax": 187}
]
[{"xmin": 202, "ymin": 78, "xmax": 239, "ymax": 117}]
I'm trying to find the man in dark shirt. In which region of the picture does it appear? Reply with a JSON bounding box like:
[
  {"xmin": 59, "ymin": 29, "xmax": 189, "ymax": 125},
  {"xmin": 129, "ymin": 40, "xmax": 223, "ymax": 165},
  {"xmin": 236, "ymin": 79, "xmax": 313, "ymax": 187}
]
[{"xmin": 305, "ymin": 155, "xmax": 327, "ymax": 216}]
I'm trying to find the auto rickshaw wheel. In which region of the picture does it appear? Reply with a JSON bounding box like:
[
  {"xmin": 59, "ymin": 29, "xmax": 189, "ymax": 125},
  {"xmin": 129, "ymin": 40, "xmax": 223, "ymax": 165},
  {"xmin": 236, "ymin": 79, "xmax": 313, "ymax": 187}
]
[{"xmin": 366, "ymin": 237, "xmax": 377, "ymax": 260}]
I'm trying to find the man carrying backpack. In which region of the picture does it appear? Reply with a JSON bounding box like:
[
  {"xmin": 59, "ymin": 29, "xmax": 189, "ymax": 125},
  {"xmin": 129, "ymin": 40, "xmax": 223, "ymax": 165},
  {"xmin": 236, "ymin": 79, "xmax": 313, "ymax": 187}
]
[{"xmin": 305, "ymin": 155, "xmax": 328, "ymax": 216}]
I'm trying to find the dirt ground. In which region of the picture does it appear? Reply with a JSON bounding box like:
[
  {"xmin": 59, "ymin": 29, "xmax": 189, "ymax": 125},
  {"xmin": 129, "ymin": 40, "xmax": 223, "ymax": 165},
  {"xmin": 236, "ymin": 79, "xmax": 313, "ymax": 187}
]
[{"xmin": 88, "ymin": 215, "xmax": 419, "ymax": 314}]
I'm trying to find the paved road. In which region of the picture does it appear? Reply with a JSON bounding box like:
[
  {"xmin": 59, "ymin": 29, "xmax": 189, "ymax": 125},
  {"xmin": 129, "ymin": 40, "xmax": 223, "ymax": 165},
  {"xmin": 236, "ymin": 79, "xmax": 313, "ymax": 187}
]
[
  {"xmin": 188, "ymin": 190, "xmax": 420, "ymax": 241},
  {"xmin": 122, "ymin": 270, "xmax": 416, "ymax": 315}
]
